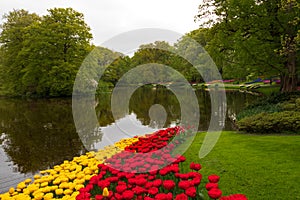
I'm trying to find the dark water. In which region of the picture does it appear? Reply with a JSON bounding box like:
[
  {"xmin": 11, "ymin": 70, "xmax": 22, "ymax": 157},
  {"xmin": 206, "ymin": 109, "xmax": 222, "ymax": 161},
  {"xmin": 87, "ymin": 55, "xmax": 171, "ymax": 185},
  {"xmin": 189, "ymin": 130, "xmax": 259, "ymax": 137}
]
[{"xmin": 0, "ymin": 87, "xmax": 260, "ymax": 192}]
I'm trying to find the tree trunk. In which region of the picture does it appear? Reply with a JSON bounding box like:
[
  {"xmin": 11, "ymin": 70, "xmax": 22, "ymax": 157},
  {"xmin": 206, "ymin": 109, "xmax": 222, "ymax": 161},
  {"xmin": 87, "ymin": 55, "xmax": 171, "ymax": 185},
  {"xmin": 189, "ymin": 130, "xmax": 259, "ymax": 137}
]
[{"xmin": 280, "ymin": 50, "xmax": 297, "ymax": 93}]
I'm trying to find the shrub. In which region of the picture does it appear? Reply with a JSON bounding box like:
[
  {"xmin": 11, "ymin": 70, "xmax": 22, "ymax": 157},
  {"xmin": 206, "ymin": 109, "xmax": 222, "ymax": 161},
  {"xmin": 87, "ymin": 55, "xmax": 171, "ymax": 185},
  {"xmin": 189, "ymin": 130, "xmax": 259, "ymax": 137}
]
[
  {"xmin": 238, "ymin": 111, "xmax": 300, "ymax": 134},
  {"xmin": 236, "ymin": 104, "xmax": 282, "ymax": 120},
  {"xmin": 237, "ymin": 92, "xmax": 300, "ymax": 120},
  {"xmin": 295, "ymin": 98, "xmax": 300, "ymax": 109}
]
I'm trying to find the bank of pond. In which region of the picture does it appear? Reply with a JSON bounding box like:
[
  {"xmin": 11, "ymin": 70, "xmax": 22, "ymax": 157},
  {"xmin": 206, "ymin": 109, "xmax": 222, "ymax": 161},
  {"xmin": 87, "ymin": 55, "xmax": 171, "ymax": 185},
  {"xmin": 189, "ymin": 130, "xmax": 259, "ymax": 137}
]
[{"xmin": 0, "ymin": 88, "xmax": 299, "ymax": 199}]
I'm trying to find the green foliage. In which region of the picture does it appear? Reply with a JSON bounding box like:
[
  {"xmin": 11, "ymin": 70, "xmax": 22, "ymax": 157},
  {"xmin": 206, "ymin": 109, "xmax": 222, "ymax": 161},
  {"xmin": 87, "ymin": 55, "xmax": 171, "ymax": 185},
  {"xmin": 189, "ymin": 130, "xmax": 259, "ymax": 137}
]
[
  {"xmin": 236, "ymin": 104, "xmax": 282, "ymax": 120},
  {"xmin": 195, "ymin": 0, "xmax": 300, "ymax": 92},
  {"xmin": 238, "ymin": 111, "xmax": 300, "ymax": 133},
  {"xmin": 102, "ymin": 56, "xmax": 132, "ymax": 86},
  {"xmin": 184, "ymin": 132, "xmax": 300, "ymax": 199},
  {"xmin": 255, "ymin": 86, "xmax": 280, "ymax": 96},
  {"xmin": 48, "ymin": 63, "xmax": 78, "ymax": 96},
  {"xmin": 0, "ymin": 8, "xmax": 93, "ymax": 97},
  {"xmin": 236, "ymin": 92, "xmax": 300, "ymax": 133},
  {"xmin": 73, "ymin": 46, "xmax": 120, "ymax": 95},
  {"xmin": 128, "ymin": 39, "xmax": 215, "ymax": 84},
  {"xmin": 296, "ymin": 98, "xmax": 300, "ymax": 108},
  {"xmin": 130, "ymin": 41, "xmax": 187, "ymax": 83},
  {"xmin": 249, "ymin": 91, "xmax": 300, "ymax": 107},
  {"xmin": 237, "ymin": 91, "xmax": 300, "ymax": 120},
  {"xmin": 0, "ymin": 9, "xmax": 41, "ymax": 95}
]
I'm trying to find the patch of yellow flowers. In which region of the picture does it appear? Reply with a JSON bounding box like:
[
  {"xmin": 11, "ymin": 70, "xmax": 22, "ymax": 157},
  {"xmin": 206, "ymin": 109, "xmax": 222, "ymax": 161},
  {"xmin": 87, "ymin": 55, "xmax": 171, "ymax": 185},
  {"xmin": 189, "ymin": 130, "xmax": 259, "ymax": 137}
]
[{"xmin": 0, "ymin": 137, "xmax": 139, "ymax": 200}]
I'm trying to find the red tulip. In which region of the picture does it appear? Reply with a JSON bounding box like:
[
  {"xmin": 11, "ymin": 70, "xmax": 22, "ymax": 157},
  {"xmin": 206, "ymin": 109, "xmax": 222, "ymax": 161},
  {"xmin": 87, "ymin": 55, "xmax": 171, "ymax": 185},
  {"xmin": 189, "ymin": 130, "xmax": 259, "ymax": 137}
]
[
  {"xmin": 122, "ymin": 190, "xmax": 134, "ymax": 200},
  {"xmin": 162, "ymin": 180, "xmax": 176, "ymax": 190},
  {"xmin": 175, "ymin": 193, "xmax": 189, "ymax": 200},
  {"xmin": 205, "ymin": 183, "xmax": 219, "ymax": 191},
  {"xmin": 220, "ymin": 194, "xmax": 248, "ymax": 200},
  {"xmin": 185, "ymin": 187, "xmax": 197, "ymax": 198},
  {"xmin": 208, "ymin": 188, "xmax": 222, "ymax": 199},
  {"xmin": 208, "ymin": 174, "xmax": 220, "ymax": 183},
  {"xmin": 190, "ymin": 162, "xmax": 202, "ymax": 171}
]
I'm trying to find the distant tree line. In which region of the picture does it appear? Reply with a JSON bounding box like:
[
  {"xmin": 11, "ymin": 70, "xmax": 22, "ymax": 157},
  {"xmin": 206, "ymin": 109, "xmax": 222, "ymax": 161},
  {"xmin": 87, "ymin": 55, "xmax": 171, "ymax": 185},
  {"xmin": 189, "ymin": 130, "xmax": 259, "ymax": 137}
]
[{"xmin": 1, "ymin": 1, "xmax": 299, "ymax": 97}]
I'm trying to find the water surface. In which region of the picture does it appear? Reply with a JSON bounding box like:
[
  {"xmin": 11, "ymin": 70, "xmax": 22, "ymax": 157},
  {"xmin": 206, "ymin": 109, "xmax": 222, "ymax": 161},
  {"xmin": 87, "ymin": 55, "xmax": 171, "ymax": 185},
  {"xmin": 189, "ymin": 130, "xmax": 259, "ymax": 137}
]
[{"xmin": 0, "ymin": 87, "xmax": 260, "ymax": 192}]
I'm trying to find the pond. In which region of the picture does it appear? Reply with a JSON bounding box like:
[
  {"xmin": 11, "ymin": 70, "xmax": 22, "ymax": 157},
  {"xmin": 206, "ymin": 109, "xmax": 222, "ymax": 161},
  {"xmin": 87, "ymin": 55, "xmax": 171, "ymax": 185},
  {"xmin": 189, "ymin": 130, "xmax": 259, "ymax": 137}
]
[{"xmin": 0, "ymin": 87, "xmax": 261, "ymax": 192}]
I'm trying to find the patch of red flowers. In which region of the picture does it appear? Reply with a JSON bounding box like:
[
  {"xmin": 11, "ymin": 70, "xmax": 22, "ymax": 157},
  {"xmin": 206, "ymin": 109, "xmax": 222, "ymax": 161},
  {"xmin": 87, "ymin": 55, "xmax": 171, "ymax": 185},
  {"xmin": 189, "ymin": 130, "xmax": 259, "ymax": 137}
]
[
  {"xmin": 76, "ymin": 127, "xmax": 248, "ymax": 200},
  {"xmin": 220, "ymin": 194, "xmax": 248, "ymax": 200}
]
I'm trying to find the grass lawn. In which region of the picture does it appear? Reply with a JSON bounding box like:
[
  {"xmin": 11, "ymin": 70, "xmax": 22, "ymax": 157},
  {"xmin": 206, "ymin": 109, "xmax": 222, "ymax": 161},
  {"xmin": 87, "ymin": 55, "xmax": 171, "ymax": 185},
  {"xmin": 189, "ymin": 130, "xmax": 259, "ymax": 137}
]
[
  {"xmin": 182, "ymin": 131, "xmax": 300, "ymax": 200},
  {"xmin": 255, "ymin": 85, "xmax": 280, "ymax": 95}
]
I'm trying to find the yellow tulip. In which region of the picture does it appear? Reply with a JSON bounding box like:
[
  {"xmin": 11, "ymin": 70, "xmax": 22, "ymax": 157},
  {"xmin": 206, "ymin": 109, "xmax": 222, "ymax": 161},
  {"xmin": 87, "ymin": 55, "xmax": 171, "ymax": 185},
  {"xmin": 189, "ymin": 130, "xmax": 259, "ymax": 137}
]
[
  {"xmin": 11, "ymin": 191, "xmax": 18, "ymax": 196},
  {"xmin": 75, "ymin": 184, "xmax": 84, "ymax": 191},
  {"xmin": 44, "ymin": 193, "xmax": 54, "ymax": 200},
  {"xmin": 50, "ymin": 185, "xmax": 59, "ymax": 191},
  {"xmin": 75, "ymin": 178, "xmax": 85, "ymax": 185},
  {"xmin": 40, "ymin": 182, "xmax": 48, "ymax": 187},
  {"xmin": 85, "ymin": 175, "xmax": 92, "ymax": 181},
  {"xmin": 22, "ymin": 188, "xmax": 30, "ymax": 195},
  {"xmin": 24, "ymin": 179, "xmax": 32, "ymax": 184},
  {"xmin": 34, "ymin": 174, "xmax": 41, "ymax": 180},
  {"xmin": 102, "ymin": 187, "xmax": 109, "ymax": 197},
  {"xmin": 71, "ymin": 191, "xmax": 80, "ymax": 197},
  {"xmin": 39, "ymin": 170, "xmax": 47, "ymax": 175},
  {"xmin": 59, "ymin": 182, "xmax": 69, "ymax": 189},
  {"xmin": 63, "ymin": 189, "xmax": 73, "ymax": 195},
  {"xmin": 14, "ymin": 193, "xmax": 31, "ymax": 200},
  {"xmin": 33, "ymin": 192, "xmax": 44, "ymax": 200},
  {"xmin": 41, "ymin": 186, "xmax": 51, "ymax": 193},
  {"xmin": 53, "ymin": 178, "xmax": 61, "ymax": 185},
  {"xmin": 60, "ymin": 177, "xmax": 69, "ymax": 183},
  {"xmin": 27, "ymin": 184, "xmax": 39, "ymax": 193},
  {"xmin": 68, "ymin": 182, "xmax": 75, "ymax": 190},
  {"xmin": 55, "ymin": 188, "xmax": 64, "ymax": 195},
  {"xmin": 76, "ymin": 173, "xmax": 85, "ymax": 179},
  {"xmin": 8, "ymin": 188, "xmax": 14, "ymax": 194},
  {"xmin": 67, "ymin": 173, "xmax": 76, "ymax": 180},
  {"xmin": 17, "ymin": 182, "xmax": 26, "ymax": 190}
]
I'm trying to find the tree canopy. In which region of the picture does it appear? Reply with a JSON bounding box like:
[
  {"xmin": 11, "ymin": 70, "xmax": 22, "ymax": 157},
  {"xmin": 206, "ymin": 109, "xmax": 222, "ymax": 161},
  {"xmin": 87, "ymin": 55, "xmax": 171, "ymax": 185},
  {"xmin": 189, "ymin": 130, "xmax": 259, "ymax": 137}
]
[
  {"xmin": 1, "ymin": 2, "xmax": 298, "ymax": 97},
  {"xmin": 0, "ymin": 8, "xmax": 93, "ymax": 97},
  {"xmin": 196, "ymin": 0, "xmax": 299, "ymax": 92}
]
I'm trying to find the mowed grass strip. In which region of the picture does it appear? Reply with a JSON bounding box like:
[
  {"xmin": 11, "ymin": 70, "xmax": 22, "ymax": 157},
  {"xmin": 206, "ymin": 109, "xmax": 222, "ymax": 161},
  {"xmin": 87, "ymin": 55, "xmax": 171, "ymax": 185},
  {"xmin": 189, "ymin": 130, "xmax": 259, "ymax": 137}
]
[{"xmin": 182, "ymin": 131, "xmax": 300, "ymax": 200}]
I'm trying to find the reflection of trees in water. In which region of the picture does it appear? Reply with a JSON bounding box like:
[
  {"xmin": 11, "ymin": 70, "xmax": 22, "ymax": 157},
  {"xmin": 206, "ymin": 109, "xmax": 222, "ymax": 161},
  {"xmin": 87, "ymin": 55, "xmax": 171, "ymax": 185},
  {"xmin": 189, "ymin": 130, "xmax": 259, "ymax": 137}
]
[
  {"xmin": 225, "ymin": 90, "xmax": 260, "ymax": 126},
  {"xmin": 95, "ymin": 93, "xmax": 114, "ymax": 126},
  {"xmin": 0, "ymin": 99, "xmax": 86, "ymax": 174},
  {"xmin": 129, "ymin": 86, "xmax": 181, "ymax": 128},
  {"xmin": 95, "ymin": 87, "xmax": 260, "ymax": 131},
  {"xmin": 0, "ymin": 89, "xmax": 260, "ymax": 174},
  {"xmin": 73, "ymin": 96, "xmax": 104, "ymax": 150},
  {"xmin": 95, "ymin": 87, "xmax": 181, "ymax": 128}
]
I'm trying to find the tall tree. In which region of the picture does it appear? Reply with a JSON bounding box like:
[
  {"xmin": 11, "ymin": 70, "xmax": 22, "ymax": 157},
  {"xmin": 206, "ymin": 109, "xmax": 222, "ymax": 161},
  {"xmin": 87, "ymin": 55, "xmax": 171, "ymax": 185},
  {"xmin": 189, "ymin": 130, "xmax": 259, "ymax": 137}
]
[
  {"xmin": 20, "ymin": 8, "xmax": 93, "ymax": 96},
  {"xmin": 102, "ymin": 56, "xmax": 131, "ymax": 86},
  {"xmin": 174, "ymin": 29, "xmax": 213, "ymax": 82},
  {"xmin": 196, "ymin": 0, "xmax": 299, "ymax": 92},
  {"xmin": 130, "ymin": 41, "xmax": 176, "ymax": 83},
  {"xmin": 0, "ymin": 8, "xmax": 93, "ymax": 97},
  {"xmin": 0, "ymin": 9, "xmax": 40, "ymax": 95}
]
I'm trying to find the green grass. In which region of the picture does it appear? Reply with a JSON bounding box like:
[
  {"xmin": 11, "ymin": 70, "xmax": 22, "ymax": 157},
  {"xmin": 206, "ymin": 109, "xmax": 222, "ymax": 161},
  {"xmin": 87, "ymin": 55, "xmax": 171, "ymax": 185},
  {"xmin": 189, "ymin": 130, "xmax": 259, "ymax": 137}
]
[
  {"xmin": 255, "ymin": 85, "xmax": 280, "ymax": 96},
  {"xmin": 182, "ymin": 131, "xmax": 300, "ymax": 200}
]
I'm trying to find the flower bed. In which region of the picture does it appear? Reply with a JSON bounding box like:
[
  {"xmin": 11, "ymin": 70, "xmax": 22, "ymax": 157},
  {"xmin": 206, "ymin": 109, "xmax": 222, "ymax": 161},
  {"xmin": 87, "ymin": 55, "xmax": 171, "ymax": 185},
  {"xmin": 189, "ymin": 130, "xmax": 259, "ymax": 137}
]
[
  {"xmin": 77, "ymin": 127, "xmax": 248, "ymax": 200},
  {"xmin": 0, "ymin": 127, "xmax": 248, "ymax": 200},
  {"xmin": 0, "ymin": 138, "xmax": 138, "ymax": 200}
]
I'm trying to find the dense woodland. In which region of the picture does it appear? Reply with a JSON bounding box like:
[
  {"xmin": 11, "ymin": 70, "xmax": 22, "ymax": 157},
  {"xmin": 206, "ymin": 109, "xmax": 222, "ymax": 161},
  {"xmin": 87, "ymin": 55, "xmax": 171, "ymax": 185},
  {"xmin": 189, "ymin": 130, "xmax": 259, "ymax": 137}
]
[{"xmin": 0, "ymin": 0, "xmax": 299, "ymax": 97}]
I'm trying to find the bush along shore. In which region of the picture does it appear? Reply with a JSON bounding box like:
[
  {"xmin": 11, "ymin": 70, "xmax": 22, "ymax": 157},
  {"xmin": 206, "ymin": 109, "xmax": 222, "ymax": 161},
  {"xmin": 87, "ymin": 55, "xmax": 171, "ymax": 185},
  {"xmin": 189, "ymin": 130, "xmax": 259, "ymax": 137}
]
[
  {"xmin": 0, "ymin": 127, "xmax": 247, "ymax": 200},
  {"xmin": 237, "ymin": 91, "xmax": 300, "ymax": 134}
]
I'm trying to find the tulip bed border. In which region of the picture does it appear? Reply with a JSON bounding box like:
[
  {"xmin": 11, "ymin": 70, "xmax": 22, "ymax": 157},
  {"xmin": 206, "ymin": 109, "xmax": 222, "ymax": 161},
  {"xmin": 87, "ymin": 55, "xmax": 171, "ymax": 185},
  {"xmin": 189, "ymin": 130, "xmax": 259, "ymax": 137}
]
[{"xmin": 0, "ymin": 127, "xmax": 247, "ymax": 200}]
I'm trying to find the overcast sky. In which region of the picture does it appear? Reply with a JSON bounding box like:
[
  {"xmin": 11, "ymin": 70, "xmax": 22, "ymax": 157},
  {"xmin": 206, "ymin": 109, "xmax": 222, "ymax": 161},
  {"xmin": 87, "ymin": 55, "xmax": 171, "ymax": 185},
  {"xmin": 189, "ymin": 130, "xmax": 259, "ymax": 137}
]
[{"xmin": 0, "ymin": 0, "xmax": 202, "ymax": 46}]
